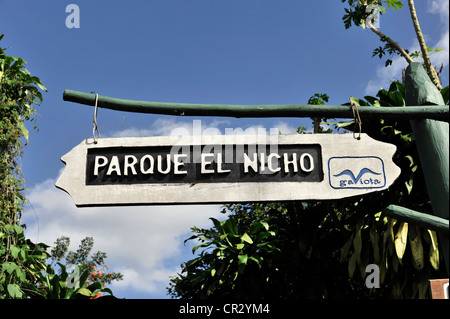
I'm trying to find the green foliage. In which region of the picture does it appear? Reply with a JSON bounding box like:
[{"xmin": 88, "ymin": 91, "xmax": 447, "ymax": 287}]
[
  {"xmin": 342, "ymin": 0, "xmax": 403, "ymax": 28},
  {"xmin": 1, "ymin": 34, "xmax": 120, "ymax": 299},
  {"xmin": 341, "ymin": 0, "xmax": 442, "ymax": 70},
  {"xmin": 333, "ymin": 82, "xmax": 449, "ymax": 298},
  {"xmin": 409, "ymin": 46, "xmax": 443, "ymax": 60},
  {"xmin": 18, "ymin": 236, "xmax": 122, "ymax": 299},
  {"xmin": 372, "ymin": 37, "xmax": 402, "ymax": 67},
  {"xmin": 341, "ymin": 0, "xmax": 407, "ymax": 67},
  {"xmin": 307, "ymin": 93, "xmax": 329, "ymax": 105},
  {"xmin": 1, "ymin": 33, "xmax": 48, "ymax": 299},
  {"xmin": 27, "ymin": 262, "xmax": 114, "ymax": 299},
  {"xmin": 168, "ymin": 212, "xmax": 280, "ymax": 298},
  {"xmin": 168, "ymin": 82, "xmax": 449, "ymax": 299},
  {"xmin": 50, "ymin": 236, "xmax": 123, "ymax": 287},
  {"xmin": 308, "ymin": 93, "xmax": 333, "ymax": 134},
  {"xmin": 341, "ymin": 0, "xmax": 393, "ymax": 30}
]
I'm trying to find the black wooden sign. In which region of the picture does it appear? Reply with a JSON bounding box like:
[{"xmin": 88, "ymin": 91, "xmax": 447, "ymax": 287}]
[{"xmin": 85, "ymin": 145, "xmax": 323, "ymax": 185}]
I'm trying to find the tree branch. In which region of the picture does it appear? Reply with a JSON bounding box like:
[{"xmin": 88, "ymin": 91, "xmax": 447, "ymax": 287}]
[
  {"xmin": 407, "ymin": 0, "xmax": 443, "ymax": 90},
  {"xmin": 368, "ymin": 24, "xmax": 413, "ymax": 64}
]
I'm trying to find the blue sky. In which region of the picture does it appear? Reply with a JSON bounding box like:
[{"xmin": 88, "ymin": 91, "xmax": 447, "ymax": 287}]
[{"xmin": 1, "ymin": 0, "xmax": 448, "ymax": 299}]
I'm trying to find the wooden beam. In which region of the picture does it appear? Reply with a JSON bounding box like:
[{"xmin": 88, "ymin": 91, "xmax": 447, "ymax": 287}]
[
  {"xmin": 62, "ymin": 89, "xmax": 449, "ymax": 121},
  {"xmin": 405, "ymin": 62, "xmax": 449, "ymax": 275},
  {"xmin": 384, "ymin": 205, "xmax": 449, "ymax": 235}
]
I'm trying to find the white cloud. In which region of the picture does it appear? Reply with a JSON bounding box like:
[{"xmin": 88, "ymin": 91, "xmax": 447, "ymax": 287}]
[
  {"xmin": 22, "ymin": 175, "xmax": 224, "ymax": 297},
  {"xmin": 273, "ymin": 121, "xmax": 299, "ymax": 134},
  {"xmin": 365, "ymin": 52, "xmax": 411, "ymax": 95},
  {"xmin": 110, "ymin": 118, "xmax": 235, "ymax": 138},
  {"xmin": 427, "ymin": 0, "xmax": 450, "ymax": 83},
  {"xmin": 110, "ymin": 117, "xmax": 297, "ymax": 139},
  {"xmin": 428, "ymin": 0, "xmax": 449, "ymax": 23},
  {"xmin": 110, "ymin": 118, "xmax": 195, "ymax": 137},
  {"xmin": 111, "ymin": 267, "xmax": 178, "ymax": 294},
  {"xmin": 429, "ymin": 28, "xmax": 449, "ymax": 68}
]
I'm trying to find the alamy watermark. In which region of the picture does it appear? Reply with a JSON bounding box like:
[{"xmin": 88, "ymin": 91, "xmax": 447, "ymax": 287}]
[
  {"xmin": 166, "ymin": 120, "xmax": 283, "ymax": 175},
  {"xmin": 65, "ymin": 4, "xmax": 80, "ymax": 29},
  {"xmin": 66, "ymin": 264, "xmax": 81, "ymax": 289},
  {"xmin": 169, "ymin": 119, "xmax": 279, "ymax": 157},
  {"xmin": 64, "ymin": 4, "xmax": 380, "ymax": 30},
  {"xmin": 365, "ymin": 4, "xmax": 381, "ymax": 29},
  {"xmin": 365, "ymin": 264, "xmax": 380, "ymax": 289}
]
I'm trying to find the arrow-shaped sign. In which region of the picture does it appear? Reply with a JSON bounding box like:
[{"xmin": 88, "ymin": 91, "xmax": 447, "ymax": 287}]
[{"xmin": 55, "ymin": 133, "xmax": 401, "ymax": 207}]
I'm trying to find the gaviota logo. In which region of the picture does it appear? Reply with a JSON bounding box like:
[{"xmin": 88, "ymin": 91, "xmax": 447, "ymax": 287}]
[{"xmin": 328, "ymin": 157, "xmax": 386, "ymax": 189}]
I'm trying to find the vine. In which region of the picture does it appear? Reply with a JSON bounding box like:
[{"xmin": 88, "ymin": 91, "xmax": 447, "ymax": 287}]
[
  {"xmin": 0, "ymin": 33, "xmax": 48, "ymax": 298},
  {"xmin": 1, "ymin": 34, "xmax": 120, "ymax": 299}
]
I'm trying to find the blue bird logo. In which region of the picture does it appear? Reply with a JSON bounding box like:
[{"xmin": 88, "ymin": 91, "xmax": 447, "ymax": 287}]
[{"xmin": 333, "ymin": 168, "xmax": 381, "ymax": 184}]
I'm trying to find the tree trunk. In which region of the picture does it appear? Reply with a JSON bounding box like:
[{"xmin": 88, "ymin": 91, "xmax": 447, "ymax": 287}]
[
  {"xmin": 407, "ymin": 0, "xmax": 443, "ymax": 90},
  {"xmin": 313, "ymin": 118, "xmax": 320, "ymax": 133}
]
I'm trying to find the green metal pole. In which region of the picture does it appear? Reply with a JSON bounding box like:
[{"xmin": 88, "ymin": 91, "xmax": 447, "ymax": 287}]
[
  {"xmin": 384, "ymin": 205, "xmax": 449, "ymax": 235},
  {"xmin": 62, "ymin": 89, "xmax": 449, "ymax": 121},
  {"xmin": 405, "ymin": 62, "xmax": 449, "ymax": 275}
]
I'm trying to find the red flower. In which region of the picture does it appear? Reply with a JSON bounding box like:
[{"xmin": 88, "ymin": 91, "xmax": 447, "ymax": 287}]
[{"xmin": 90, "ymin": 292, "xmax": 103, "ymax": 299}]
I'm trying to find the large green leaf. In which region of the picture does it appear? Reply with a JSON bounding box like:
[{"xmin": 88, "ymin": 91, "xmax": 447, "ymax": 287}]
[
  {"xmin": 224, "ymin": 218, "xmax": 238, "ymax": 236},
  {"xmin": 10, "ymin": 244, "xmax": 20, "ymax": 258},
  {"xmin": 352, "ymin": 220, "xmax": 363, "ymax": 264},
  {"xmin": 364, "ymin": 95, "xmax": 380, "ymax": 106},
  {"xmin": 241, "ymin": 233, "xmax": 253, "ymax": 245},
  {"xmin": 238, "ymin": 254, "xmax": 248, "ymax": 268},
  {"xmin": 348, "ymin": 253, "xmax": 357, "ymax": 279},
  {"xmin": 2, "ymin": 261, "xmax": 19, "ymax": 274},
  {"xmin": 428, "ymin": 230, "xmax": 440, "ymax": 270},
  {"xmin": 394, "ymin": 222, "xmax": 408, "ymax": 261},
  {"xmin": 250, "ymin": 221, "xmax": 269, "ymax": 234},
  {"xmin": 408, "ymin": 226, "xmax": 424, "ymax": 271},
  {"xmin": 369, "ymin": 226, "xmax": 381, "ymax": 264},
  {"xmin": 340, "ymin": 234, "xmax": 353, "ymax": 262},
  {"xmin": 17, "ymin": 120, "xmax": 29, "ymax": 144},
  {"xmin": 75, "ymin": 287, "xmax": 94, "ymax": 297},
  {"xmin": 192, "ymin": 241, "xmax": 213, "ymax": 254},
  {"xmin": 210, "ymin": 218, "xmax": 224, "ymax": 234},
  {"xmin": 7, "ymin": 284, "xmax": 23, "ymax": 298},
  {"xmin": 386, "ymin": 0, "xmax": 404, "ymax": 10}
]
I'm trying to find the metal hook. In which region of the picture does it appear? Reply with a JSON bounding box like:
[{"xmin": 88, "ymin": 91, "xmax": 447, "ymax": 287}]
[
  {"xmin": 92, "ymin": 92, "xmax": 100, "ymax": 144},
  {"xmin": 351, "ymin": 100, "xmax": 362, "ymax": 140}
]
